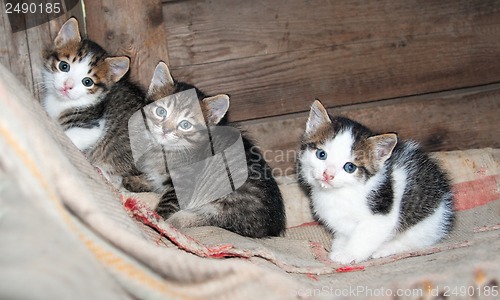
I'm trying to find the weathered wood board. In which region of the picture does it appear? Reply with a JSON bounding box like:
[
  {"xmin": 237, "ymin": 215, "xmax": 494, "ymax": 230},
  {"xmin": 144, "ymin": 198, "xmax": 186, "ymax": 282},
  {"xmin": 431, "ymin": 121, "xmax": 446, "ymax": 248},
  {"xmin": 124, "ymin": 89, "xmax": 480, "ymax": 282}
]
[
  {"xmin": 85, "ymin": 0, "xmax": 171, "ymax": 88},
  {"xmin": 163, "ymin": 0, "xmax": 500, "ymax": 121}
]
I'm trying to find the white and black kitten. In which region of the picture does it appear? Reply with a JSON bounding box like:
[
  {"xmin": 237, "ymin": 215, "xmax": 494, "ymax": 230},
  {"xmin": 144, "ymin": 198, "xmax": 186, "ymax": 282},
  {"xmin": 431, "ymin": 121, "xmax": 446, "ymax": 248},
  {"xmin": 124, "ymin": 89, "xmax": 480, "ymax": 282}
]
[
  {"xmin": 125, "ymin": 62, "xmax": 286, "ymax": 238},
  {"xmin": 41, "ymin": 18, "xmax": 148, "ymax": 185},
  {"xmin": 298, "ymin": 100, "xmax": 454, "ymax": 264}
]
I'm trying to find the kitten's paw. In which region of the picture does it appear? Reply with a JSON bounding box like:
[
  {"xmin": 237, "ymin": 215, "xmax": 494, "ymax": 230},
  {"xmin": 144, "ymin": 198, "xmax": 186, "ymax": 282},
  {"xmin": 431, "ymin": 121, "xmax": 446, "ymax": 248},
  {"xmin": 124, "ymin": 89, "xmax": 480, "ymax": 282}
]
[
  {"xmin": 122, "ymin": 174, "xmax": 152, "ymax": 192},
  {"xmin": 331, "ymin": 233, "xmax": 348, "ymax": 248},
  {"xmin": 166, "ymin": 210, "xmax": 201, "ymax": 229},
  {"xmin": 372, "ymin": 241, "xmax": 408, "ymax": 258},
  {"xmin": 328, "ymin": 250, "xmax": 358, "ymax": 265},
  {"xmin": 372, "ymin": 250, "xmax": 389, "ymax": 259}
]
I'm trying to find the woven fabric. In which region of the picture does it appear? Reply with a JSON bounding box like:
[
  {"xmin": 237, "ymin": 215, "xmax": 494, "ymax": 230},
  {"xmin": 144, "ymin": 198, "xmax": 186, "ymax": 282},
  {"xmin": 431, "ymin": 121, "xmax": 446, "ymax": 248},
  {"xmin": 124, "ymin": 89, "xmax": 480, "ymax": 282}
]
[{"xmin": 1, "ymin": 63, "xmax": 498, "ymax": 299}]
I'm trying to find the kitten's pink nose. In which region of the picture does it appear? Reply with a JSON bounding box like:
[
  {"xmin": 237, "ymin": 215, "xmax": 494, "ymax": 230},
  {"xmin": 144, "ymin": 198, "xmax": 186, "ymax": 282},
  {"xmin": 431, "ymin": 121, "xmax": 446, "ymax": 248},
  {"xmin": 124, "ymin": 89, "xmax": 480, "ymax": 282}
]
[
  {"xmin": 63, "ymin": 79, "xmax": 74, "ymax": 90},
  {"xmin": 323, "ymin": 171, "xmax": 334, "ymax": 182}
]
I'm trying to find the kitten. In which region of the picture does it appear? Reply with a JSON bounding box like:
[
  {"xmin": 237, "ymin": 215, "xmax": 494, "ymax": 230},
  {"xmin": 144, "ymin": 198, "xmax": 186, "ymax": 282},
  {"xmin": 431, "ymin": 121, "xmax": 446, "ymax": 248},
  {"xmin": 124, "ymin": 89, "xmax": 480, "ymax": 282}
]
[
  {"xmin": 126, "ymin": 62, "xmax": 286, "ymax": 238},
  {"xmin": 298, "ymin": 100, "xmax": 454, "ymax": 264},
  {"xmin": 41, "ymin": 18, "xmax": 148, "ymax": 185}
]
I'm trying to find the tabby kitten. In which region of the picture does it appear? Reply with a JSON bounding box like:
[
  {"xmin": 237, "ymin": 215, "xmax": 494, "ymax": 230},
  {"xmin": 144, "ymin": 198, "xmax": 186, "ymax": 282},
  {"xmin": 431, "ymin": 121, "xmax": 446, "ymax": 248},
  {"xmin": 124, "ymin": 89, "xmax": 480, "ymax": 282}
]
[
  {"xmin": 298, "ymin": 100, "xmax": 454, "ymax": 264},
  {"xmin": 41, "ymin": 18, "xmax": 148, "ymax": 185},
  {"xmin": 127, "ymin": 62, "xmax": 286, "ymax": 238}
]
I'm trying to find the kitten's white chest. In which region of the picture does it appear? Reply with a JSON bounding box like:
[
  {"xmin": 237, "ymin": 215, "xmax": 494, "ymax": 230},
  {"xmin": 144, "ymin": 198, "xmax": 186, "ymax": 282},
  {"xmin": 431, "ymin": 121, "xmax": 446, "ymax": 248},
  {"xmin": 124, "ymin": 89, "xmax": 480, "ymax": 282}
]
[
  {"xmin": 312, "ymin": 187, "xmax": 372, "ymax": 234},
  {"xmin": 64, "ymin": 119, "xmax": 106, "ymax": 151},
  {"xmin": 42, "ymin": 92, "xmax": 106, "ymax": 151},
  {"xmin": 42, "ymin": 92, "xmax": 94, "ymax": 119},
  {"xmin": 42, "ymin": 93, "xmax": 66, "ymax": 119}
]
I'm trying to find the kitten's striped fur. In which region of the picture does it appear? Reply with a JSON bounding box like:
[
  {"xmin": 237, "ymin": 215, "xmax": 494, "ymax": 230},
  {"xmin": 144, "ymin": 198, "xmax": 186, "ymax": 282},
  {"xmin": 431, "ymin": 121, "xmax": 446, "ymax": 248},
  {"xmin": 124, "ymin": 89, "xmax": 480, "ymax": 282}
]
[
  {"xmin": 41, "ymin": 18, "xmax": 150, "ymax": 186},
  {"xmin": 125, "ymin": 62, "xmax": 286, "ymax": 238}
]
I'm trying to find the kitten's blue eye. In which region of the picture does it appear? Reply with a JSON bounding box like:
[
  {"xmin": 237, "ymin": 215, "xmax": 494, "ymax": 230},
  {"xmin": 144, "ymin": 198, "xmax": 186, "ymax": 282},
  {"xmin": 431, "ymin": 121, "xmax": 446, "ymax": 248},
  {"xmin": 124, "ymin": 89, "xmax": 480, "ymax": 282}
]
[
  {"xmin": 82, "ymin": 77, "xmax": 94, "ymax": 87},
  {"xmin": 316, "ymin": 149, "xmax": 327, "ymax": 160},
  {"xmin": 155, "ymin": 107, "xmax": 167, "ymax": 118},
  {"xmin": 343, "ymin": 162, "xmax": 357, "ymax": 174},
  {"xmin": 58, "ymin": 61, "xmax": 70, "ymax": 72},
  {"xmin": 178, "ymin": 120, "xmax": 192, "ymax": 130}
]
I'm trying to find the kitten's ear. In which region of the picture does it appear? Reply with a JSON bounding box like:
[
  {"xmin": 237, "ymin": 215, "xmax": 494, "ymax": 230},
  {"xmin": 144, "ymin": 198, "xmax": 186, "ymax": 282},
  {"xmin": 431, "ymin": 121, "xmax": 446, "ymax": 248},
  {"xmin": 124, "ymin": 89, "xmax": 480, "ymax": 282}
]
[
  {"xmin": 367, "ymin": 133, "xmax": 398, "ymax": 163},
  {"xmin": 306, "ymin": 100, "xmax": 331, "ymax": 134},
  {"xmin": 105, "ymin": 56, "xmax": 130, "ymax": 83},
  {"xmin": 202, "ymin": 94, "xmax": 230, "ymax": 125},
  {"xmin": 148, "ymin": 61, "xmax": 174, "ymax": 96},
  {"xmin": 54, "ymin": 18, "xmax": 81, "ymax": 48}
]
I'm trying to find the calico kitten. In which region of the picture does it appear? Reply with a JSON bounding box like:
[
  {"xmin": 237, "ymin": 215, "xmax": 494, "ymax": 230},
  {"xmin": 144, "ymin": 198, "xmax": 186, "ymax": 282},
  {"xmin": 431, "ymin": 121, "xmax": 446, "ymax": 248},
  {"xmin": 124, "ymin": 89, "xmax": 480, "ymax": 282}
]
[
  {"xmin": 298, "ymin": 100, "xmax": 454, "ymax": 264},
  {"xmin": 126, "ymin": 62, "xmax": 286, "ymax": 238},
  {"xmin": 41, "ymin": 18, "xmax": 148, "ymax": 185}
]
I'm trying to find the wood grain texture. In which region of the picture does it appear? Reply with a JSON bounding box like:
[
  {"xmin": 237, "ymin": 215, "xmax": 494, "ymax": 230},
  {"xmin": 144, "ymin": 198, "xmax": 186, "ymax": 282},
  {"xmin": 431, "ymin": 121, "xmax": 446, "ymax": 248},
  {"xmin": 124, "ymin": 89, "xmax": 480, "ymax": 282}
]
[
  {"xmin": 0, "ymin": 6, "xmax": 10, "ymax": 69},
  {"xmin": 164, "ymin": 0, "xmax": 497, "ymax": 66},
  {"xmin": 0, "ymin": 0, "xmax": 84, "ymax": 102},
  {"xmin": 240, "ymin": 84, "xmax": 500, "ymax": 174},
  {"xmin": 163, "ymin": 0, "xmax": 500, "ymax": 122},
  {"xmin": 85, "ymin": 0, "xmax": 170, "ymax": 88}
]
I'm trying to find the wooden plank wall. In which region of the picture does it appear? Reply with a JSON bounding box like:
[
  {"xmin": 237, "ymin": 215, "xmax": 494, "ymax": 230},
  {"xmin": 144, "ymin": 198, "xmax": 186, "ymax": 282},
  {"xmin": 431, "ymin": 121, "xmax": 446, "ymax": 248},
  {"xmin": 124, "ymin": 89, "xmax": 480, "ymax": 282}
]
[
  {"xmin": 85, "ymin": 0, "xmax": 171, "ymax": 88},
  {"xmin": 0, "ymin": 0, "xmax": 84, "ymax": 102},
  {"xmin": 162, "ymin": 0, "xmax": 500, "ymax": 172}
]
